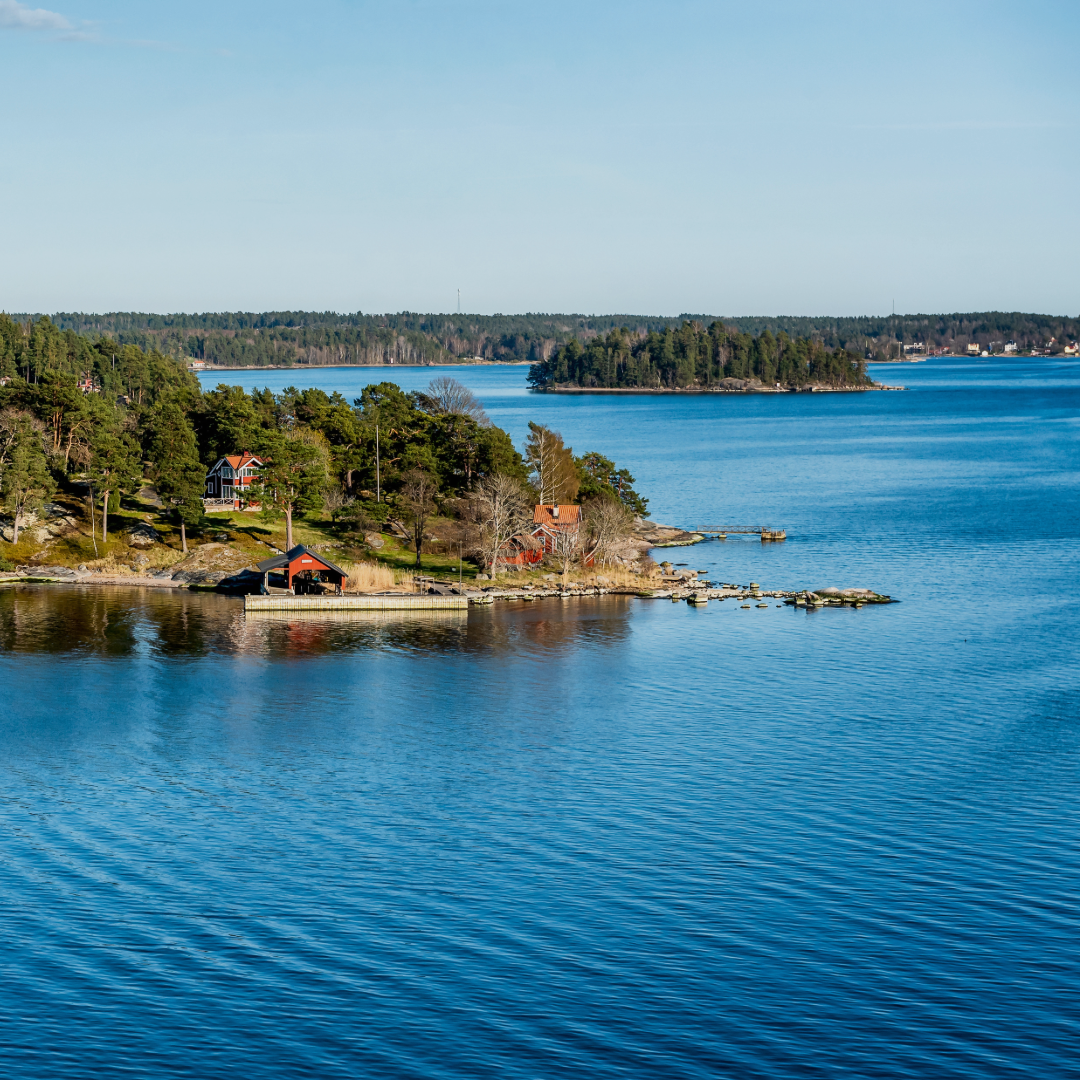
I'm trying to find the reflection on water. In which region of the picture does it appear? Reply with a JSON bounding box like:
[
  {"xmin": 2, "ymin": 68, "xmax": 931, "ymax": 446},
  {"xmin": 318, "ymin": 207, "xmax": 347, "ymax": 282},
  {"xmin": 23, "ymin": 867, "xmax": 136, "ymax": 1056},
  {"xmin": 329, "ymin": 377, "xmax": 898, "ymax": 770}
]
[
  {"xmin": 0, "ymin": 584, "xmax": 240, "ymax": 657},
  {"xmin": 0, "ymin": 585, "xmax": 633, "ymax": 660}
]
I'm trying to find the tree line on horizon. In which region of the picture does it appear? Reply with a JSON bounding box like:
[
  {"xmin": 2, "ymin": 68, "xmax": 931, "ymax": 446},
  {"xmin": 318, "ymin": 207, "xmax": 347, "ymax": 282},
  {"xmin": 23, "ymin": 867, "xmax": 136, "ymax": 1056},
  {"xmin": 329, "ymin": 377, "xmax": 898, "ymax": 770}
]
[
  {"xmin": 7, "ymin": 309, "xmax": 1077, "ymax": 369},
  {"xmin": 528, "ymin": 322, "xmax": 875, "ymax": 390}
]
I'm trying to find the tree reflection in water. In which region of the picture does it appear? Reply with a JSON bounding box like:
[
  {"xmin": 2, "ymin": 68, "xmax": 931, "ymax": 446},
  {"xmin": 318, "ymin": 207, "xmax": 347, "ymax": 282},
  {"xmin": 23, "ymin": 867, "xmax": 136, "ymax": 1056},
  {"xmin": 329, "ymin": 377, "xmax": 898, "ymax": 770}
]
[{"xmin": 0, "ymin": 586, "xmax": 633, "ymax": 661}]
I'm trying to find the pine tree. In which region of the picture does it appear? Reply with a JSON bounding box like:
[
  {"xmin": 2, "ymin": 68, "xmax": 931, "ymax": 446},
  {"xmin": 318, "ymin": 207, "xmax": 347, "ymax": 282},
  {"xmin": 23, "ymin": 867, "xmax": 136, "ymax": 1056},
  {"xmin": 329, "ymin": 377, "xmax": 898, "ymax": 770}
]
[
  {"xmin": 88, "ymin": 424, "xmax": 141, "ymax": 543},
  {"xmin": 148, "ymin": 402, "xmax": 205, "ymax": 553},
  {"xmin": 1, "ymin": 416, "xmax": 55, "ymax": 545},
  {"xmin": 252, "ymin": 430, "xmax": 328, "ymax": 551}
]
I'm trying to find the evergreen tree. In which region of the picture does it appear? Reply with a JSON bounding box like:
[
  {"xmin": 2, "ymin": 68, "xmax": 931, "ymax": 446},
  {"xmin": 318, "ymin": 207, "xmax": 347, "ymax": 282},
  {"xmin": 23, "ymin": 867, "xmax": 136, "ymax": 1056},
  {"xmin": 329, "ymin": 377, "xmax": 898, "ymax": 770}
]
[
  {"xmin": 0, "ymin": 415, "xmax": 55, "ymax": 545},
  {"xmin": 147, "ymin": 402, "xmax": 205, "ymax": 553},
  {"xmin": 87, "ymin": 424, "xmax": 141, "ymax": 543},
  {"xmin": 252, "ymin": 429, "xmax": 328, "ymax": 551},
  {"xmin": 575, "ymin": 452, "xmax": 648, "ymax": 515}
]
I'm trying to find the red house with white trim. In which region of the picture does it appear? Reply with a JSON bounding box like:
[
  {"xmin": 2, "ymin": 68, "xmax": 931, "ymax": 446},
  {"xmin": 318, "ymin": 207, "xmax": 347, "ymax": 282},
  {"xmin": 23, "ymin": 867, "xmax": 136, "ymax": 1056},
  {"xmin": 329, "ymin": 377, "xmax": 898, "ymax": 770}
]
[{"xmin": 205, "ymin": 452, "xmax": 264, "ymax": 508}]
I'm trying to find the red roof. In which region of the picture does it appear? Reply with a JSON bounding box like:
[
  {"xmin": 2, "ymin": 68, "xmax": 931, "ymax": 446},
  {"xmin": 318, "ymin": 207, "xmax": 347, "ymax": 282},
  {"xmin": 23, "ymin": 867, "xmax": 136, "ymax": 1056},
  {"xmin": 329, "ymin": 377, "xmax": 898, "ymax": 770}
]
[
  {"xmin": 223, "ymin": 452, "xmax": 262, "ymax": 470},
  {"xmin": 533, "ymin": 504, "xmax": 581, "ymax": 527}
]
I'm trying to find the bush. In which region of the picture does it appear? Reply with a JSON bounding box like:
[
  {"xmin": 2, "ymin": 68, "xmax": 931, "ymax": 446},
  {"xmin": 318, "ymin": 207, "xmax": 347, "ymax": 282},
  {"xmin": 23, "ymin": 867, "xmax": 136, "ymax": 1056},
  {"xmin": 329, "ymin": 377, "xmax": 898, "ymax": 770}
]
[
  {"xmin": 0, "ymin": 557, "xmax": 14, "ymax": 572},
  {"xmin": 334, "ymin": 498, "xmax": 390, "ymax": 534}
]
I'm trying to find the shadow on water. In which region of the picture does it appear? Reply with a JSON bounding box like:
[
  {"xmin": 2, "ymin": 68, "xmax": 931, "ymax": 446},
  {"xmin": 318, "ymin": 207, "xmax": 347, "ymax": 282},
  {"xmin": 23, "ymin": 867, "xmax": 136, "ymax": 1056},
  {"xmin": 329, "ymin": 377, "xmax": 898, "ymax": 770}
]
[{"xmin": 0, "ymin": 585, "xmax": 634, "ymax": 660}]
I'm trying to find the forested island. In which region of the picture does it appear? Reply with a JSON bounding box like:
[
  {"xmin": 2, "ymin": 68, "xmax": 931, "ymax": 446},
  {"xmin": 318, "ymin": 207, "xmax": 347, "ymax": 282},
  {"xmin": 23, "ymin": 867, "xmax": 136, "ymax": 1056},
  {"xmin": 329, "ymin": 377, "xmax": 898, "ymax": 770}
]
[
  {"xmin": 5, "ymin": 309, "xmax": 1077, "ymax": 371},
  {"xmin": 528, "ymin": 322, "xmax": 877, "ymax": 391}
]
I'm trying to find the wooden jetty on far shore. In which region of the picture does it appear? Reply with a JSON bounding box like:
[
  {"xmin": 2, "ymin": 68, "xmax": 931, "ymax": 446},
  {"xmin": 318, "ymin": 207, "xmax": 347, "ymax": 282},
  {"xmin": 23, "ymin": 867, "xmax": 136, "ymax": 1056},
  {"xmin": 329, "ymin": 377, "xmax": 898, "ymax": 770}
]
[
  {"xmin": 693, "ymin": 527, "xmax": 787, "ymax": 542},
  {"xmin": 245, "ymin": 594, "xmax": 469, "ymax": 613}
]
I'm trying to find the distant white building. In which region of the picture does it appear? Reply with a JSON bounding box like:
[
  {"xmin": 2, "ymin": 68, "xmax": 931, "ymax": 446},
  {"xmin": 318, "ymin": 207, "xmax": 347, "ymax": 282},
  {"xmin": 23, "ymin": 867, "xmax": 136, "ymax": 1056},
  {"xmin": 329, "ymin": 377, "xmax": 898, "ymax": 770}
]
[
  {"xmin": 1004, "ymin": 342, "xmax": 1018, "ymax": 353},
  {"xmin": 966, "ymin": 343, "xmax": 980, "ymax": 355}
]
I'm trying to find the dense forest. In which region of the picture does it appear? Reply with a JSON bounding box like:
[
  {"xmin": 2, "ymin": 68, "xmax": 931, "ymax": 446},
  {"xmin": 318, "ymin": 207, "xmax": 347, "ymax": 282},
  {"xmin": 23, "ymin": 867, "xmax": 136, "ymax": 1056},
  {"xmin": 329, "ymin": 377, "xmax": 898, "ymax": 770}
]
[
  {"xmin": 528, "ymin": 322, "xmax": 875, "ymax": 390},
  {"xmin": 7, "ymin": 310, "xmax": 1077, "ymax": 369},
  {"xmin": 0, "ymin": 313, "xmax": 200, "ymax": 399},
  {"xmin": 0, "ymin": 314, "xmax": 647, "ymax": 565}
]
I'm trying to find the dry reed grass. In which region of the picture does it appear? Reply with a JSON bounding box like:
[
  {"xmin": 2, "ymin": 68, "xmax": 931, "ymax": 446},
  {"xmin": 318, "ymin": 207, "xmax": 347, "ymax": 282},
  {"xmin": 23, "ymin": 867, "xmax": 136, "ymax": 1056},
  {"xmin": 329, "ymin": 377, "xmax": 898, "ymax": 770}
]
[
  {"xmin": 587, "ymin": 564, "xmax": 659, "ymax": 588},
  {"xmin": 85, "ymin": 547, "xmax": 185, "ymax": 574},
  {"xmin": 340, "ymin": 560, "xmax": 417, "ymax": 593},
  {"xmin": 491, "ymin": 563, "xmax": 659, "ymax": 589}
]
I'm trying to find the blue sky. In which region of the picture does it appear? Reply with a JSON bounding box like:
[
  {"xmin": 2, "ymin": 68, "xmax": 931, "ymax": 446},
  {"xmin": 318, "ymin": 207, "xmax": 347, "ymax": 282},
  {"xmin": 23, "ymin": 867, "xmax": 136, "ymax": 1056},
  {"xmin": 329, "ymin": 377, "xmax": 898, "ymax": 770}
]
[{"xmin": 1, "ymin": 0, "xmax": 1077, "ymax": 315}]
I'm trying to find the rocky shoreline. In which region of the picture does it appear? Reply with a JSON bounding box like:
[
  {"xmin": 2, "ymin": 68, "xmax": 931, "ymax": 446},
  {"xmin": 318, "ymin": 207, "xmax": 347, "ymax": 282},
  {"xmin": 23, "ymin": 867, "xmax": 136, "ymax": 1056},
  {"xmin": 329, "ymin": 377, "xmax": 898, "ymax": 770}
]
[
  {"xmin": 0, "ymin": 515, "xmax": 892, "ymax": 608},
  {"xmin": 538, "ymin": 381, "xmax": 905, "ymax": 394},
  {"xmin": 452, "ymin": 581, "xmax": 894, "ymax": 607},
  {"xmin": 0, "ymin": 568, "xmax": 894, "ymax": 611}
]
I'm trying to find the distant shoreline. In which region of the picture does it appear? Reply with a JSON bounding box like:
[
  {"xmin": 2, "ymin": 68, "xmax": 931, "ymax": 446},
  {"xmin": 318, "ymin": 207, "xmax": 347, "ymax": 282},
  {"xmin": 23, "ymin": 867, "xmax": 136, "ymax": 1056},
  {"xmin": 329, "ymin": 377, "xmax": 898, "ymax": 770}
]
[
  {"xmin": 537, "ymin": 384, "xmax": 906, "ymax": 395},
  {"xmin": 193, "ymin": 360, "xmax": 534, "ymax": 373}
]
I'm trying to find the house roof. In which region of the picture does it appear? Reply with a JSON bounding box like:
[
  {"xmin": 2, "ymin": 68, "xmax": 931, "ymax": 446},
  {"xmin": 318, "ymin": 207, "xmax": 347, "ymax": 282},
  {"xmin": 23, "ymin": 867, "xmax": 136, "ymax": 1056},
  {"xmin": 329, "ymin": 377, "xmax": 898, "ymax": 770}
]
[
  {"xmin": 533, "ymin": 504, "xmax": 581, "ymax": 527},
  {"xmin": 499, "ymin": 533, "xmax": 543, "ymax": 551},
  {"xmin": 256, "ymin": 544, "xmax": 348, "ymax": 578},
  {"xmin": 209, "ymin": 452, "xmax": 263, "ymax": 474}
]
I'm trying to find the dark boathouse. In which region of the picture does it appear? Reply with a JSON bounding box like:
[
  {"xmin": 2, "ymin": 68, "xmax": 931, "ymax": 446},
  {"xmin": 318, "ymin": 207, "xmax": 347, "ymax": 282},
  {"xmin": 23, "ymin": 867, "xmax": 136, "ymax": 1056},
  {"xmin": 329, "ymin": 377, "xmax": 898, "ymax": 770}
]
[{"xmin": 256, "ymin": 545, "xmax": 349, "ymax": 594}]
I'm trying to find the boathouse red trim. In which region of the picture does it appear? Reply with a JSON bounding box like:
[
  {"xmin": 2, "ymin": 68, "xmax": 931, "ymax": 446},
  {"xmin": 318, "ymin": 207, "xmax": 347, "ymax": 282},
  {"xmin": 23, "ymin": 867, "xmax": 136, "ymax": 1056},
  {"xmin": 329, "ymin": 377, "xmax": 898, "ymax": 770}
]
[{"xmin": 256, "ymin": 545, "xmax": 349, "ymax": 592}]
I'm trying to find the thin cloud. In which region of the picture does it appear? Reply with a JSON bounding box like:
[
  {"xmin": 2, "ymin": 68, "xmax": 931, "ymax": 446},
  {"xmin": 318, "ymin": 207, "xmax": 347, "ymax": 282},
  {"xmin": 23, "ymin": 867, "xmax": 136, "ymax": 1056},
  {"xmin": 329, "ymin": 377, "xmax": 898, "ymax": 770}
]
[
  {"xmin": 0, "ymin": 0, "xmax": 71, "ymax": 31},
  {"xmin": 0, "ymin": 3, "xmax": 180, "ymax": 49}
]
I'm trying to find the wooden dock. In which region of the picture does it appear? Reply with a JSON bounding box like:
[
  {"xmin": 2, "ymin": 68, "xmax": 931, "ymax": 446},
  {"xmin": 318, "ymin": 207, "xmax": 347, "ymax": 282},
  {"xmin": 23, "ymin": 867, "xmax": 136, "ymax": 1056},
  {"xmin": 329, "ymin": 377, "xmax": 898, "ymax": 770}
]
[
  {"xmin": 693, "ymin": 527, "xmax": 787, "ymax": 541},
  {"xmin": 244, "ymin": 594, "xmax": 469, "ymax": 613}
]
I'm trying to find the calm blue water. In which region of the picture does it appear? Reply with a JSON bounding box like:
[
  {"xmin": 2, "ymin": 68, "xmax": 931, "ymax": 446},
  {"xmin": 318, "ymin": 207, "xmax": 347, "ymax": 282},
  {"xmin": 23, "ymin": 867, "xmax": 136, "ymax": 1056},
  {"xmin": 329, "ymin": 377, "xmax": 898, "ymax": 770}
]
[{"xmin": 2, "ymin": 358, "xmax": 1078, "ymax": 1078}]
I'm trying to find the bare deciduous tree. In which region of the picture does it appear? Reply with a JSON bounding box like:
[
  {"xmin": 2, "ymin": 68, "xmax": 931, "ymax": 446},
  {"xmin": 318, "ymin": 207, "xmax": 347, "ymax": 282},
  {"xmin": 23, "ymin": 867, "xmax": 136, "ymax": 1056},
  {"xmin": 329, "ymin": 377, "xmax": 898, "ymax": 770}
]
[
  {"xmin": 470, "ymin": 473, "xmax": 531, "ymax": 574},
  {"xmin": 322, "ymin": 484, "xmax": 352, "ymax": 518},
  {"xmin": 550, "ymin": 518, "xmax": 583, "ymax": 579},
  {"xmin": 422, "ymin": 377, "xmax": 490, "ymax": 426},
  {"xmin": 583, "ymin": 498, "xmax": 634, "ymax": 566},
  {"xmin": 401, "ymin": 468, "xmax": 439, "ymax": 569},
  {"xmin": 525, "ymin": 422, "xmax": 579, "ymax": 507}
]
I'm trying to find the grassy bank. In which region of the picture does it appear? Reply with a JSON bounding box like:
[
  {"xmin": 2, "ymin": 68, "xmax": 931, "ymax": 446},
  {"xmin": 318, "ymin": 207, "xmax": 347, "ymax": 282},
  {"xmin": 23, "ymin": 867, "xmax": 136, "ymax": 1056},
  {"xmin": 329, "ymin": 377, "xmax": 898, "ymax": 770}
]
[{"xmin": 4, "ymin": 487, "xmax": 660, "ymax": 591}]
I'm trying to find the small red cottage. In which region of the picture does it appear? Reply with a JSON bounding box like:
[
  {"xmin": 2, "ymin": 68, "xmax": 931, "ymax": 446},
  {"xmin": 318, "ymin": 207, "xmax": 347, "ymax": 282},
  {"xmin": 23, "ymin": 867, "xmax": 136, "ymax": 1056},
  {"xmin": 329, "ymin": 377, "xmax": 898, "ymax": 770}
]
[
  {"xmin": 256, "ymin": 545, "xmax": 349, "ymax": 594},
  {"xmin": 497, "ymin": 504, "xmax": 583, "ymax": 567},
  {"xmin": 531, "ymin": 504, "xmax": 582, "ymax": 554},
  {"xmin": 205, "ymin": 451, "xmax": 264, "ymax": 508},
  {"xmin": 497, "ymin": 533, "xmax": 543, "ymax": 567}
]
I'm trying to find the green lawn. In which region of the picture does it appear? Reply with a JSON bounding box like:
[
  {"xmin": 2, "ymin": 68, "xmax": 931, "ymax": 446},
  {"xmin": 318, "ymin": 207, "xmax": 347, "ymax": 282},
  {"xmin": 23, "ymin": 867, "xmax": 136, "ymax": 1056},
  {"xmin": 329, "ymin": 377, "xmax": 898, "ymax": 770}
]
[
  {"xmin": 5, "ymin": 489, "xmax": 534, "ymax": 586},
  {"xmin": 198, "ymin": 509, "xmax": 480, "ymax": 580}
]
